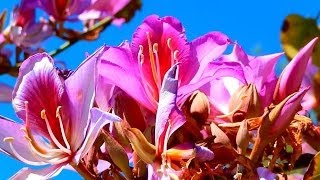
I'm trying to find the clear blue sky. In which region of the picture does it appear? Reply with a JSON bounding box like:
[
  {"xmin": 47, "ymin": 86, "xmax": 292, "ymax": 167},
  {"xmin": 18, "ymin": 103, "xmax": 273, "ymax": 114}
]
[{"xmin": 0, "ymin": 0, "xmax": 320, "ymax": 179}]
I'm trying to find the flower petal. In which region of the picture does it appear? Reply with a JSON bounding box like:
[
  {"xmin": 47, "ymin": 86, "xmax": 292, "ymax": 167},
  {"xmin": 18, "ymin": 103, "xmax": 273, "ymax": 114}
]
[
  {"xmin": 155, "ymin": 64, "xmax": 186, "ymax": 154},
  {"xmin": 10, "ymin": 164, "xmax": 65, "ymax": 179},
  {"xmin": 131, "ymin": 15, "xmax": 191, "ymax": 86},
  {"xmin": 12, "ymin": 53, "xmax": 64, "ymax": 138},
  {"xmin": 64, "ymin": 46, "xmax": 104, "ymax": 151},
  {"xmin": 99, "ymin": 42, "xmax": 156, "ymax": 111},
  {"xmin": 0, "ymin": 116, "xmax": 43, "ymax": 163},
  {"xmin": 190, "ymin": 31, "xmax": 230, "ymax": 83},
  {"xmin": 76, "ymin": 108, "xmax": 121, "ymax": 162}
]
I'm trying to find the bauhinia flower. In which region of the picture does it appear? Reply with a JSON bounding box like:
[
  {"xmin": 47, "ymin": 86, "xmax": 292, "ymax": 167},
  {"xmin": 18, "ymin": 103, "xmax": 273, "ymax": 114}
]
[
  {"xmin": 200, "ymin": 42, "xmax": 282, "ymax": 122},
  {"xmin": 0, "ymin": 48, "xmax": 120, "ymax": 179},
  {"xmin": 125, "ymin": 65, "xmax": 213, "ymax": 178},
  {"xmin": 3, "ymin": 0, "xmax": 52, "ymax": 47},
  {"xmin": 98, "ymin": 15, "xmax": 240, "ymax": 115},
  {"xmin": 78, "ymin": 0, "xmax": 130, "ymax": 25},
  {"xmin": 37, "ymin": 0, "xmax": 91, "ymax": 21}
]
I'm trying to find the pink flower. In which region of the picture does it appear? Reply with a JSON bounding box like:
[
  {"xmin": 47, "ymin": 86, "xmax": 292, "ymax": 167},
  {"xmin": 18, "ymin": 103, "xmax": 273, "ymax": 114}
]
[
  {"xmin": 78, "ymin": 0, "xmax": 130, "ymax": 25},
  {"xmin": 0, "ymin": 48, "xmax": 120, "ymax": 178},
  {"xmin": 98, "ymin": 15, "xmax": 238, "ymax": 115},
  {"xmin": 37, "ymin": 0, "xmax": 91, "ymax": 21},
  {"xmin": 5, "ymin": 0, "xmax": 52, "ymax": 47}
]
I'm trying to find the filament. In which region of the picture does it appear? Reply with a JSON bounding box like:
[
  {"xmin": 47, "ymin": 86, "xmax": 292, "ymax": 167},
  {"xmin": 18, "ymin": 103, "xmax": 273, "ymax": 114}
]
[
  {"xmin": 3, "ymin": 137, "xmax": 47, "ymax": 166},
  {"xmin": 41, "ymin": 110, "xmax": 71, "ymax": 155}
]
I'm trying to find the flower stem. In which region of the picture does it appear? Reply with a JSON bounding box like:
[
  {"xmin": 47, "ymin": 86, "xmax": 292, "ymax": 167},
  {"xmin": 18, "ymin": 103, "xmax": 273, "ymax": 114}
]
[
  {"xmin": 49, "ymin": 16, "xmax": 113, "ymax": 57},
  {"xmin": 70, "ymin": 161, "xmax": 97, "ymax": 180}
]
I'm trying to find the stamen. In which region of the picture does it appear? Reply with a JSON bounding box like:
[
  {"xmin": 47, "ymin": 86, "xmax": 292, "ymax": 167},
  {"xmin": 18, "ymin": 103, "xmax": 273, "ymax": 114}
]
[
  {"xmin": 41, "ymin": 110, "xmax": 71, "ymax": 155},
  {"xmin": 152, "ymin": 43, "xmax": 162, "ymax": 91},
  {"xmin": 138, "ymin": 44, "xmax": 159, "ymax": 106},
  {"xmin": 173, "ymin": 50, "xmax": 179, "ymax": 62},
  {"xmin": 24, "ymin": 136, "xmax": 64, "ymax": 160},
  {"xmin": 167, "ymin": 38, "xmax": 175, "ymax": 66},
  {"xmin": 23, "ymin": 103, "xmax": 47, "ymax": 154},
  {"xmin": 3, "ymin": 137, "xmax": 48, "ymax": 166},
  {"xmin": 47, "ymin": 156, "xmax": 69, "ymax": 164},
  {"xmin": 138, "ymin": 45, "xmax": 144, "ymax": 64},
  {"xmin": 146, "ymin": 32, "xmax": 160, "ymax": 90},
  {"xmin": 56, "ymin": 106, "xmax": 71, "ymax": 150}
]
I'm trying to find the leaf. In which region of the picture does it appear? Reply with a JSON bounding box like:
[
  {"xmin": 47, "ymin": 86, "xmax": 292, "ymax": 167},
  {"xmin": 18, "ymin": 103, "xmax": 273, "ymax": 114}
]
[
  {"xmin": 304, "ymin": 151, "xmax": 320, "ymax": 179},
  {"xmin": 280, "ymin": 14, "xmax": 320, "ymax": 66}
]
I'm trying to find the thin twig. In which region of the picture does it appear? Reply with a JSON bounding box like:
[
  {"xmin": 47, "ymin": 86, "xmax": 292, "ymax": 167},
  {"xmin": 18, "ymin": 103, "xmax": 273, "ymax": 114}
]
[{"xmin": 49, "ymin": 16, "xmax": 112, "ymax": 57}]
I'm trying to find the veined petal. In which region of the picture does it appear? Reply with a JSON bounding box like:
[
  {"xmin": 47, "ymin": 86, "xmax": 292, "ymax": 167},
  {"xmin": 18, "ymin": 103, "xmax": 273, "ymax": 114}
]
[
  {"xmin": 274, "ymin": 38, "xmax": 318, "ymax": 103},
  {"xmin": 131, "ymin": 15, "xmax": 190, "ymax": 87},
  {"xmin": 190, "ymin": 31, "xmax": 230, "ymax": 83},
  {"xmin": 178, "ymin": 60, "xmax": 246, "ymax": 106},
  {"xmin": 76, "ymin": 108, "xmax": 121, "ymax": 163},
  {"xmin": 95, "ymin": 75, "xmax": 115, "ymax": 111},
  {"xmin": 155, "ymin": 64, "xmax": 186, "ymax": 154},
  {"xmin": 99, "ymin": 43, "xmax": 156, "ymax": 111},
  {"xmin": 0, "ymin": 116, "xmax": 43, "ymax": 163},
  {"xmin": 10, "ymin": 164, "xmax": 65, "ymax": 179},
  {"xmin": 0, "ymin": 83, "xmax": 13, "ymax": 102},
  {"xmin": 64, "ymin": 46, "xmax": 104, "ymax": 151},
  {"xmin": 12, "ymin": 53, "xmax": 64, "ymax": 139}
]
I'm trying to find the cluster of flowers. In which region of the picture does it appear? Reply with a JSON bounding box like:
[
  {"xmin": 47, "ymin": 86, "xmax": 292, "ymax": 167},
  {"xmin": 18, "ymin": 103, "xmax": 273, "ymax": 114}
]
[
  {"xmin": 1, "ymin": 15, "xmax": 320, "ymax": 179},
  {"xmin": 0, "ymin": 0, "xmax": 138, "ymax": 78}
]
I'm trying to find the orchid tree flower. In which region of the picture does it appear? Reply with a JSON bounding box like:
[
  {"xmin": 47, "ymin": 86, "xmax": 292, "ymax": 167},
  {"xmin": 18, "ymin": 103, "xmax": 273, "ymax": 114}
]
[
  {"xmin": 0, "ymin": 83, "xmax": 13, "ymax": 103},
  {"xmin": 98, "ymin": 15, "xmax": 241, "ymax": 115},
  {"xmin": 2, "ymin": 0, "xmax": 52, "ymax": 48},
  {"xmin": 78, "ymin": 0, "xmax": 130, "ymax": 26},
  {"xmin": 37, "ymin": 0, "xmax": 91, "ymax": 21},
  {"xmin": 201, "ymin": 43, "xmax": 283, "ymax": 122},
  {"xmin": 0, "ymin": 48, "xmax": 120, "ymax": 179},
  {"xmin": 125, "ymin": 65, "xmax": 214, "ymax": 178}
]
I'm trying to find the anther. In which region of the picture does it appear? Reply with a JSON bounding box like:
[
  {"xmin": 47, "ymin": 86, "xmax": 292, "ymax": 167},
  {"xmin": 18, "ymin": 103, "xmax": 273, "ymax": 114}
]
[
  {"xmin": 3, "ymin": 137, "xmax": 14, "ymax": 142},
  {"xmin": 138, "ymin": 45, "xmax": 144, "ymax": 64},
  {"xmin": 167, "ymin": 38, "xmax": 172, "ymax": 50}
]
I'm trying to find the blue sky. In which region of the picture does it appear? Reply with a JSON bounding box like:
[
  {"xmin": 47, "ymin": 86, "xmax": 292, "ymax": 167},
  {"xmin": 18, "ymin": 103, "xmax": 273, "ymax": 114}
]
[{"xmin": 0, "ymin": 0, "xmax": 320, "ymax": 179}]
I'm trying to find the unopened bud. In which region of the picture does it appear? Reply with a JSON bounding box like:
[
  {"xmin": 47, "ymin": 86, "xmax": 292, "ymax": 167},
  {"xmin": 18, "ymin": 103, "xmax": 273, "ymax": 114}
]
[{"xmin": 189, "ymin": 91, "xmax": 210, "ymax": 122}]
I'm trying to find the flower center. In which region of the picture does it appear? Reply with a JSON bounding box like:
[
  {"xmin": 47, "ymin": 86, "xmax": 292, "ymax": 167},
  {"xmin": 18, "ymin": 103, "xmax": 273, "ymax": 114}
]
[
  {"xmin": 137, "ymin": 32, "xmax": 179, "ymax": 102},
  {"xmin": 3, "ymin": 101, "xmax": 71, "ymax": 165}
]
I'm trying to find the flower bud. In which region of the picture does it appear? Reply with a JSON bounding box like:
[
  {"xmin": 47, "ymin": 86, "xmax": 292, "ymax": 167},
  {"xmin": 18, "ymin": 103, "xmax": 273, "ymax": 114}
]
[
  {"xmin": 228, "ymin": 83, "xmax": 261, "ymax": 122},
  {"xmin": 188, "ymin": 90, "xmax": 210, "ymax": 123},
  {"xmin": 274, "ymin": 37, "xmax": 318, "ymax": 103}
]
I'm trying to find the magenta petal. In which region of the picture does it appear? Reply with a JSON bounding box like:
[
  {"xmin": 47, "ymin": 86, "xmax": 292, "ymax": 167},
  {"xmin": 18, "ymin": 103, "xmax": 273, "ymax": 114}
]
[
  {"xmin": 64, "ymin": 46, "xmax": 104, "ymax": 151},
  {"xmin": 0, "ymin": 116, "xmax": 43, "ymax": 163},
  {"xmin": 95, "ymin": 75, "xmax": 115, "ymax": 111},
  {"xmin": 131, "ymin": 15, "xmax": 190, "ymax": 86},
  {"xmin": 10, "ymin": 164, "xmax": 65, "ymax": 179},
  {"xmin": 12, "ymin": 53, "xmax": 64, "ymax": 137},
  {"xmin": 76, "ymin": 108, "xmax": 121, "ymax": 162},
  {"xmin": 190, "ymin": 31, "xmax": 230, "ymax": 82},
  {"xmin": 274, "ymin": 38, "xmax": 318, "ymax": 103},
  {"xmin": 99, "ymin": 43, "xmax": 156, "ymax": 111},
  {"xmin": 0, "ymin": 83, "xmax": 13, "ymax": 102},
  {"xmin": 155, "ymin": 64, "xmax": 186, "ymax": 154}
]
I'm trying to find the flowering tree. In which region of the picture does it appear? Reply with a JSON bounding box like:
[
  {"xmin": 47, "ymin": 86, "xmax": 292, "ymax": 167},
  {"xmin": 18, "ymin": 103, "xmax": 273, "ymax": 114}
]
[{"xmin": 1, "ymin": 1, "xmax": 320, "ymax": 179}]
